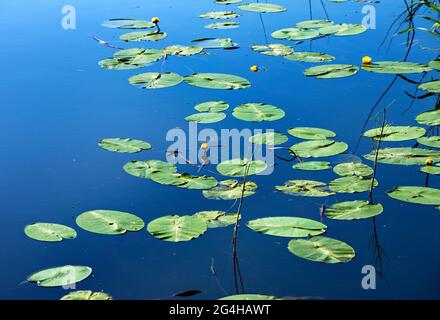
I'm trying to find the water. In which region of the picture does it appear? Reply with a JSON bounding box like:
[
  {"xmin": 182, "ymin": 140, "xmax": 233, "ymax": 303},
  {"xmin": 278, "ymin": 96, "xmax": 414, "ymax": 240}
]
[{"xmin": 0, "ymin": 0, "xmax": 439, "ymax": 299}]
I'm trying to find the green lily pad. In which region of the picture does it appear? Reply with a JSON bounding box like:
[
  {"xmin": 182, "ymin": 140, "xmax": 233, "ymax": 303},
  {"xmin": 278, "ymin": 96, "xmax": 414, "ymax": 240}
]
[
  {"xmin": 76, "ymin": 210, "xmax": 145, "ymax": 235},
  {"xmin": 319, "ymin": 23, "xmax": 367, "ymax": 36},
  {"xmin": 150, "ymin": 172, "xmax": 218, "ymax": 189},
  {"xmin": 147, "ymin": 215, "xmax": 207, "ymax": 242},
  {"xmin": 195, "ymin": 101, "xmax": 229, "ymax": 112},
  {"xmin": 184, "ymin": 73, "xmax": 250, "ymax": 90},
  {"xmin": 232, "ymin": 103, "xmax": 285, "ymax": 122},
  {"xmin": 192, "ymin": 37, "xmax": 239, "ymax": 49},
  {"xmin": 293, "ymin": 161, "xmax": 331, "ymax": 171},
  {"xmin": 217, "ymin": 159, "xmax": 267, "ymax": 177},
  {"xmin": 417, "ymin": 136, "xmax": 440, "ymax": 148},
  {"xmin": 249, "ymin": 132, "xmax": 288, "ymax": 145},
  {"xmin": 288, "ymin": 127, "xmax": 336, "ymax": 140},
  {"xmin": 60, "ymin": 291, "xmax": 112, "ymax": 300},
  {"xmin": 113, "ymin": 48, "xmax": 164, "ymax": 65},
  {"xmin": 429, "ymin": 59, "xmax": 440, "ymax": 70},
  {"xmin": 203, "ymin": 180, "xmax": 258, "ymax": 200},
  {"xmin": 247, "ymin": 217, "xmax": 327, "ymax": 238},
  {"xmin": 129, "ymin": 72, "xmax": 183, "ymax": 89},
  {"xmin": 329, "ymin": 176, "xmax": 378, "ymax": 193},
  {"xmin": 419, "ymin": 80, "xmax": 440, "ymax": 93},
  {"xmin": 304, "ymin": 64, "xmax": 359, "ymax": 79},
  {"xmin": 416, "ymin": 109, "xmax": 440, "ymax": 126},
  {"xmin": 362, "ymin": 61, "xmax": 432, "ymax": 74},
  {"xmin": 364, "ymin": 125, "xmax": 426, "ymax": 141},
  {"xmin": 288, "ymin": 236, "xmax": 355, "ymax": 263},
  {"xmin": 271, "ymin": 28, "xmax": 319, "ymax": 40},
  {"xmin": 123, "ymin": 160, "xmax": 176, "ymax": 179},
  {"xmin": 28, "ymin": 266, "xmax": 92, "ymax": 287},
  {"xmin": 326, "ymin": 200, "xmax": 383, "ymax": 220},
  {"xmin": 333, "ymin": 162, "xmax": 374, "ymax": 177},
  {"xmin": 284, "ymin": 52, "xmax": 335, "ymax": 63},
  {"xmin": 199, "ymin": 11, "xmax": 240, "ymax": 19},
  {"xmin": 215, "ymin": 0, "xmax": 243, "ymax": 4},
  {"xmin": 205, "ymin": 21, "xmax": 240, "ymax": 29},
  {"xmin": 98, "ymin": 57, "xmax": 153, "ymax": 71},
  {"xmin": 276, "ymin": 180, "xmax": 335, "ymax": 197},
  {"xmin": 238, "ymin": 3, "xmax": 286, "ymax": 13},
  {"xmin": 219, "ymin": 294, "xmax": 278, "ymax": 300},
  {"xmin": 98, "ymin": 138, "xmax": 151, "ymax": 153},
  {"xmin": 296, "ymin": 20, "xmax": 334, "ymax": 29},
  {"xmin": 387, "ymin": 186, "xmax": 440, "ymax": 205},
  {"xmin": 194, "ymin": 211, "xmax": 239, "ymax": 228},
  {"xmin": 290, "ymin": 140, "xmax": 348, "ymax": 158},
  {"xmin": 102, "ymin": 19, "xmax": 154, "ymax": 29},
  {"xmin": 185, "ymin": 112, "xmax": 226, "ymax": 123},
  {"xmin": 120, "ymin": 31, "xmax": 167, "ymax": 42},
  {"xmin": 163, "ymin": 45, "xmax": 204, "ymax": 56},
  {"xmin": 364, "ymin": 147, "xmax": 440, "ymax": 165},
  {"xmin": 24, "ymin": 223, "xmax": 77, "ymax": 242},
  {"xmin": 251, "ymin": 43, "xmax": 293, "ymax": 56},
  {"xmin": 420, "ymin": 164, "xmax": 440, "ymax": 175}
]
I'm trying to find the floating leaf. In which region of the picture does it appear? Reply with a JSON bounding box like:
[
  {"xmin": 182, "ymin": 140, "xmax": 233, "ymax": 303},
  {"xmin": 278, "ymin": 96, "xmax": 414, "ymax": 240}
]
[
  {"xmin": 163, "ymin": 45, "xmax": 203, "ymax": 56},
  {"xmin": 276, "ymin": 180, "xmax": 335, "ymax": 197},
  {"xmin": 238, "ymin": 3, "xmax": 286, "ymax": 13},
  {"xmin": 417, "ymin": 136, "xmax": 440, "ymax": 148},
  {"xmin": 290, "ymin": 140, "xmax": 348, "ymax": 158},
  {"xmin": 194, "ymin": 211, "xmax": 239, "ymax": 228},
  {"xmin": 99, "ymin": 58, "xmax": 147, "ymax": 71},
  {"xmin": 364, "ymin": 125, "xmax": 426, "ymax": 141},
  {"xmin": 429, "ymin": 59, "xmax": 440, "ymax": 70},
  {"xmin": 24, "ymin": 223, "xmax": 77, "ymax": 242},
  {"xmin": 288, "ymin": 236, "xmax": 355, "ymax": 263},
  {"xmin": 203, "ymin": 180, "xmax": 257, "ymax": 200},
  {"xmin": 60, "ymin": 291, "xmax": 112, "ymax": 300},
  {"xmin": 416, "ymin": 109, "xmax": 440, "ymax": 126},
  {"xmin": 284, "ymin": 52, "xmax": 335, "ymax": 63},
  {"xmin": 420, "ymin": 164, "xmax": 440, "ymax": 175},
  {"xmin": 249, "ymin": 132, "xmax": 288, "ymax": 145},
  {"xmin": 362, "ymin": 61, "xmax": 432, "ymax": 74},
  {"xmin": 232, "ymin": 103, "xmax": 285, "ymax": 122},
  {"xmin": 199, "ymin": 11, "xmax": 240, "ymax": 19},
  {"xmin": 296, "ymin": 20, "xmax": 334, "ymax": 29},
  {"xmin": 113, "ymin": 48, "xmax": 164, "ymax": 65},
  {"xmin": 205, "ymin": 21, "xmax": 240, "ymax": 29},
  {"xmin": 247, "ymin": 217, "xmax": 327, "ymax": 238},
  {"xmin": 220, "ymin": 294, "xmax": 278, "ymax": 300},
  {"xmin": 271, "ymin": 28, "xmax": 319, "ymax": 40},
  {"xmin": 329, "ymin": 176, "xmax": 378, "ymax": 193},
  {"xmin": 333, "ymin": 162, "xmax": 373, "ymax": 177},
  {"xmin": 195, "ymin": 101, "xmax": 229, "ymax": 112},
  {"xmin": 120, "ymin": 31, "xmax": 167, "ymax": 42},
  {"xmin": 364, "ymin": 147, "xmax": 440, "ymax": 165},
  {"xmin": 215, "ymin": 0, "xmax": 243, "ymax": 4},
  {"xmin": 319, "ymin": 23, "xmax": 367, "ymax": 36},
  {"xmin": 129, "ymin": 72, "xmax": 183, "ymax": 89},
  {"xmin": 102, "ymin": 19, "xmax": 154, "ymax": 29},
  {"xmin": 217, "ymin": 159, "xmax": 267, "ymax": 177},
  {"xmin": 251, "ymin": 43, "xmax": 293, "ymax": 56},
  {"xmin": 28, "ymin": 266, "xmax": 92, "ymax": 287},
  {"xmin": 123, "ymin": 160, "xmax": 176, "ymax": 179},
  {"xmin": 76, "ymin": 210, "xmax": 145, "ymax": 235},
  {"xmin": 192, "ymin": 37, "xmax": 238, "ymax": 49},
  {"xmin": 326, "ymin": 200, "xmax": 383, "ymax": 220},
  {"xmin": 419, "ymin": 80, "xmax": 440, "ymax": 93},
  {"xmin": 98, "ymin": 138, "xmax": 151, "ymax": 153},
  {"xmin": 288, "ymin": 127, "xmax": 336, "ymax": 140},
  {"xmin": 185, "ymin": 112, "xmax": 226, "ymax": 123},
  {"xmin": 387, "ymin": 186, "xmax": 440, "ymax": 205},
  {"xmin": 184, "ymin": 73, "xmax": 250, "ymax": 90},
  {"xmin": 147, "ymin": 215, "xmax": 207, "ymax": 242},
  {"xmin": 293, "ymin": 161, "xmax": 331, "ymax": 171},
  {"xmin": 150, "ymin": 172, "xmax": 218, "ymax": 189},
  {"xmin": 304, "ymin": 64, "xmax": 359, "ymax": 79}
]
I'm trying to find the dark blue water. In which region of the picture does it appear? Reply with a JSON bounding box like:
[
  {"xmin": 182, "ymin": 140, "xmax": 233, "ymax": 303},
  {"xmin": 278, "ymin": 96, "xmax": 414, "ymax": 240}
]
[{"xmin": 1, "ymin": 0, "xmax": 439, "ymax": 299}]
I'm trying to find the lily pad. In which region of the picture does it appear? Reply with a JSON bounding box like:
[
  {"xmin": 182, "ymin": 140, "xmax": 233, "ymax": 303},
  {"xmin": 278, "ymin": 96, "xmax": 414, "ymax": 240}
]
[
  {"xmin": 220, "ymin": 294, "xmax": 278, "ymax": 300},
  {"xmin": 296, "ymin": 20, "xmax": 334, "ymax": 29},
  {"xmin": 419, "ymin": 80, "xmax": 440, "ymax": 93},
  {"xmin": 420, "ymin": 164, "xmax": 440, "ymax": 175},
  {"xmin": 271, "ymin": 28, "xmax": 319, "ymax": 41},
  {"xmin": 364, "ymin": 125, "xmax": 426, "ymax": 141},
  {"xmin": 362, "ymin": 61, "xmax": 432, "ymax": 74},
  {"xmin": 364, "ymin": 147, "xmax": 440, "ymax": 165},
  {"xmin": 28, "ymin": 266, "xmax": 92, "ymax": 287},
  {"xmin": 288, "ymin": 127, "xmax": 336, "ymax": 140},
  {"xmin": 333, "ymin": 162, "xmax": 374, "ymax": 177},
  {"xmin": 429, "ymin": 59, "xmax": 440, "ymax": 70},
  {"xmin": 387, "ymin": 186, "xmax": 440, "ymax": 205},
  {"xmin": 123, "ymin": 160, "xmax": 177, "ymax": 179},
  {"xmin": 232, "ymin": 103, "xmax": 285, "ymax": 122},
  {"xmin": 203, "ymin": 180, "xmax": 257, "ymax": 200},
  {"xmin": 215, "ymin": 0, "xmax": 242, "ymax": 4},
  {"xmin": 288, "ymin": 236, "xmax": 355, "ymax": 263},
  {"xmin": 120, "ymin": 31, "xmax": 167, "ymax": 42},
  {"xmin": 251, "ymin": 44, "xmax": 293, "ymax": 56},
  {"xmin": 113, "ymin": 48, "xmax": 164, "ymax": 65},
  {"xmin": 184, "ymin": 73, "xmax": 250, "ymax": 90},
  {"xmin": 247, "ymin": 217, "xmax": 327, "ymax": 238},
  {"xmin": 147, "ymin": 215, "xmax": 207, "ymax": 242},
  {"xmin": 249, "ymin": 132, "xmax": 288, "ymax": 145},
  {"xmin": 185, "ymin": 112, "xmax": 226, "ymax": 123},
  {"xmin": 76, "ymin": 210, "xmax": 145, "ymax": 235},
  {"xmin": 290, "ymin": 140, "xmax": 348, "ymax": 158},
  {"xmin": 24, "ymin": 223, "xmax": 77, "ymax": 242},
  {"xmin": 304, "ymin": 64, "xmax": 359, "ymax": 79},
  {"xmin": 163, "ymin": 45, "xmax": 204, "ymax": 56},
  {"xmin": 98, "ymin": 138, "xmax": 151, "ymax": 153},
  {"xmin": 199, "ymin": 11, "xmax": 240, "ymax": 19},
  {"xmin": 102, "ymin": 19, "xmax": 154, "ymax": 29},
  {"xmin": 205, "ymin": 21, "xmax": 240, "ymax": 29},
  {"xmin": 293, "ymin": 161, "xmax": 331, "ymax": 171},
  {"xmin": 194, "ymin": 211, "xmax": 239, "ymax": 228},
  {"xmin": 417, "ymin": 136, "xmax": 440, "ymax": 148},
  {"xmin": 329, "ymin": 176, "xmax": 378, "ymax": 193},
  {"xmin": 319, "ymin": 23, "xmax": 367, "ymax": 36},
  {"xmin": 191, "ymin": 37, "xmax": 238, "ymax": 49},
  {"xmin": 195, "ymin": 101, "xmax": 229, "ymax": 112},
  {"xmin": 238, "ymin": 3, "xmax": 286, "ymax": 13},
  {"xmin": 217, "ymin": 159, "xmax": 267, "ymax": 177},
  {"xmin": 284, "ymin": 52, "xmax": 335, "ymax": 63},
  {"xmin": 129, "ymin": 72, "xmax": 183, "ymax": 89},
  {"xmin": 60, "ymin": 291, "xmax": 112, "ymax": 300},
  {"xmin": 276, "ymin": 180, "xmax": 335, "ymax": 197},
  {"xmin": 99, "ymin": 58, "xmax": 148, "ymax": 71},
  {"xmin": 150, "ymin": 172, "xmax": 218, "ymax": 189},
  {"xmin": 416, "ymin": 109, "xmax": 440, "ymax": 126},
  {"xmin": 326, "ymin": 200, "xmax": 383, "ymax": 220}
]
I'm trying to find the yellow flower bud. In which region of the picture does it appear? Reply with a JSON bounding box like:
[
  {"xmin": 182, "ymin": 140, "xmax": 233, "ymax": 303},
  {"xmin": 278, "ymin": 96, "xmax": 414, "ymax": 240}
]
[
  {"xmin": 362, "ymin": 56, "xmax": 372, "ymax": 65},
  {"xmin": 250, "ymin": 65, "xmax": 259, "ymax": 72},
  {"xmin": 201, "ymin": 143, "xmax": 209, "ymax": 150},
  {"xmin": 151, "ymin": 17, "xmax": 160, "ymax": 24},
  {"xmin": 426, "ymin": 157, "xmax": 434, "ymax": 166}
]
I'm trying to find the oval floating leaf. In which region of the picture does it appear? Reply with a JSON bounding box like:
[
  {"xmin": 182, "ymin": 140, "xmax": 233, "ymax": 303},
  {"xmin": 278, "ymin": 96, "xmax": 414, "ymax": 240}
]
[
  {"xmin": 271, "ymin": 28, "xmax": 319, "ymax": 40},
  {"xmin": 28, "ymin": 266, "xmax": 92, "ymax": 287},
  {"xmin": 151, "ymin": 172, "xmax": 218, "ymax": 189},
  {"xmin": 251, "ymin": 43, "xmax": 293, "ymax": 56},
  {"xmin": 199, "ymin": 11, "xmax": 240, "ymax": 19},
  {"xmin": 203, "ymin": 180, "xmax": 257, "ymax": 200},
  {"xmin": 123, "ymin": 160, "xmax": 177, "ymax": 179},
  {"xmin": 333, "ymin": 162, "xmax": 373, "ymax": 177},
  {"xmin": 163, "ymin": 45, "xmax": 203, "ymax": 56},
  {"xmin": 416, "ymin": 109, "xmax": 440, "ymax": 126},
  {"xmin": 417, "ymin": 136, "xmax": 440, "ymax": 148},
  {"xmin": 194, "ymin": 211, "xmax": 238, "ymax": 228},
  {"xmin": 387, "ymin": 186, "xmax": 440, "ymax": 205},
  {"xmin": 195, "ymin": 101, "xmax": 229, "ymax": 112},
  {"xmin": 120, "ymin": 31, "xmax": 167, "ymax": 42},
  {"xmin": 419, "ymin": 80, "xmax": 440, "ymax": 93},
  {"xmin": 276, "ymin": 180, "xmax": 335, "ymax": 197},
  {"xmin": 76, "ymin": 210, "xmax": 145, "ymax": 235},
  {"xmin": 205, "ymin": 21, "xmax": 240, "ymax": 29},
  {"xmin": 98, "ymin": 138, "xmax": 151, "ymax": 153},
  {"xmin": 362, "ymin": 61, "xmax": 432, "ymax": 74},
  {"xmin": 219, "ymin": 294, "xmax": 278, "ymax": 300},
  {"xmin": 147, "ymin": 215, "xmax": 207, "ymax": 242},
  {"xmin": 249, "ymin": 132, "xmax": 288, "ymax": 145},
  {"xmin": 217, "ymin": 159, "xmax": 267, "ymax": 177},
  {"xmin": 184, "ymin": 73, "xmax": 250, "ymax": 90},
  {"xmin": 247, "ymin": 217, "xmax": 327, "ymax": 238},
  {"xmin": 304, "ymin": 64, "xmax": 359, "ymax": 79},
  {"xmin": 364, "ymin": 147, "xmax": 440, "ymax": 165},
  {"xmin": 60, "ymin": 291, "xmax": 112, "ymax": 300},
  {"xmin": 24, "ymin": 223, "xmax": 77, "ymax": 242},
  {"xmin": 329, "ymin": 176, "xmax": 378, "ymax": 193},
  {"xmin": 238, "ymin": 3, "xmax": 286, "ymax": 13},
  {"xmin": 102, "ymin": 19, "xmax": 154, "ymax": 29},
  {"xmin": 326, "ymin": 200, "xmax": 383, "ymax": 220},
  {"xmin": 420, "ymin": 164, "xmax": 440, "ymax": 175},
  {"xmin": 364, "ymin": 125, "xmax": 426, "ymax": 141},
  {"xmin": 288, "ymin": 127, "xmax": 336, "ymax": 140},
  {"xmin": 285, "ymin": 52, "xmax": 335, "ymax": 63},
  {"xmin": 215, "ymin": 0, "xmax": 243, "ymax": 4},
  {"xmin": 185, "ymin": 112, "xmax": 226, "ymax": 123},
  {"xmin": 290, "ymin": 140, "xmax": 348, "ymax": 158},
  {"xmin": 192, "ymin": 37, "xmax": 239, "ymax": 49},
  {"xmin": 129, "ymin": 72, "xmax": 183, "ymax": 89},
  {"xmin": 293, "ymin": 161, "xmax": 331, "ymax": 171},
  {"xmin": 232, "ymin": 103, "xmax": 285, "ymax": 122},
  {"xmin": 296, "ymin": 20, "xmax": 334, "ymax": 29},
  {"xmin": 319, "ymin": 23, "xmax": 366, "ymax": 36}
]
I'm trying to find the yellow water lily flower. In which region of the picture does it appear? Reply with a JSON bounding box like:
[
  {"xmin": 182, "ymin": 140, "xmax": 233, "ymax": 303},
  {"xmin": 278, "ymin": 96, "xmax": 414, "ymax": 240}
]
[
  {"xmin": 201, "ymin": 143, "xmax": 209, "ymax": 150},
  {"xmin": 362, "ymin": 56, "xmax": 372, "ymax": 64},
  {"xmin": 250, "ymin": 65, "xmax": 259, "ymax": 72},
  {"xmin": 426, "ymin": 157, "xmax": 434, "ymax": 166},
  {"xmin": 151, "ymin": 17, "xmax": 160, "ymax": 24}
]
